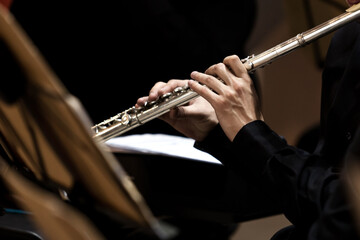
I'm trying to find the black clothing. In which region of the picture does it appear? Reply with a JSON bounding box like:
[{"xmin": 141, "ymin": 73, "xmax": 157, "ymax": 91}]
[
  {"xmin": 195, "ymin": 21, "xmax": 360, "ymax": 239},
  {"xmin": 344, "ymin": 127, "xmax": 360, "ymax": 168}
]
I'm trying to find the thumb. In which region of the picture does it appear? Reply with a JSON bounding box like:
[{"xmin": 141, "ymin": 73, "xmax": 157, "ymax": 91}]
[{"xmin": 159, "ymin": 106, "xmax": 187, "ymax": 121}]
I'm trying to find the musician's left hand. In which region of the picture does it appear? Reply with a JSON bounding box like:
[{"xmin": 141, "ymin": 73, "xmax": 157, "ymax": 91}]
[
  {"xmin": 189, "ymin": 55, "xmax": 263, "ymax": 141},
  {"xmin": 136, "ymin": 79, "xmax": 219, "ymax": 141}
]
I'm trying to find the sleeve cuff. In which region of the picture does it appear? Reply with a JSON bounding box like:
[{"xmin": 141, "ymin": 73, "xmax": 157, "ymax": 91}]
[
  {"xmin": 194, "ymin": 121, "xmax": 288, "ymax": 169},
  {"xmin": 194, "ymin": 124, "xmax": 232, "ymax": 164},
  {"xmin": 230, "ymin": 120, "xmax": 288, "ymax": 174}
]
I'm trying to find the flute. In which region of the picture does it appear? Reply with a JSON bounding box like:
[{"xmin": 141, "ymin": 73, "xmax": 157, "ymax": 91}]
[{"xmin": 92, "ymin": 3, "xmax": 360, "ymax": 142}]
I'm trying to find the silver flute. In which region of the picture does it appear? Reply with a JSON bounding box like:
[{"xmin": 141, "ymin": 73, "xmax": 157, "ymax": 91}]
[{"xmin": 92, "ymin": 4, "xmax": 360, "ymax": 142}]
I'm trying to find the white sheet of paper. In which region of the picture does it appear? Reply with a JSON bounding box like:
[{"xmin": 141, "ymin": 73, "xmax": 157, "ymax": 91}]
[{"xmin": 105, "ymin": 134, "xmax": 221, "ymax": 164}]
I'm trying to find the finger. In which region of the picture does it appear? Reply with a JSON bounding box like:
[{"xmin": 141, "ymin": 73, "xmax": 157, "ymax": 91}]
[
  {"xmin": 159, "ymin": 105, "xmax": 193, "ymax": 125},
  {"xmin": 223, "ymin": 55, "xmax": 248, "ymax": 79},
  {"xmin": 188, "ymin": 79, "xmax": 220, "ymax": 107},
  {"xmin": 167, "ymin": 105, "xmax": 193, "ymax": 120},
  {"xmin": 148, "ymin": 81, "xmax": 167, "ymax": 102},
  {"xmin": 190, "ymin": 70, "xmax": 225, "ymax": 95},
  {"xmin": 160, "ymin": 107, "xmax": 182, "ymax": 122},
  {"xmin": 136, "ymin": 96, "xmax": 149, "ymax": 107},
  {"xmin": 205, "ymin": 62, "xmax": 235, "ymax": 88},
  {"xmin": 158, "ymin": 107, "xmax": 185, "ymax": 126},
  {"xmin": 157, "ymin": 79, "xmax": 190, "ymax": 97}
]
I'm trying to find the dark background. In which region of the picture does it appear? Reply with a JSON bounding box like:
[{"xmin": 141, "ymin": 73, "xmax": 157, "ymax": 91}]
[{"xmin": 10, "ymin": 0, "xmax": 257, "ymax": 136}]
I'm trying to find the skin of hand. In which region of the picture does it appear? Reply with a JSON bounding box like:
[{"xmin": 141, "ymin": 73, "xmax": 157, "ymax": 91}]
[
  {"xmin": 136, "ymin": 79, "xmax": 219, "ymax": 141},
  {"xmin": 189, "ymin": 55, "xmax": 264, "ymax": 142}
]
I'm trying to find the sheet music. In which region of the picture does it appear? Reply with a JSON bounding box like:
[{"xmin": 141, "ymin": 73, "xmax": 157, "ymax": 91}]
[{"xmin": 105, "ymin": 134, "xmax": 221, "ymax": 164}]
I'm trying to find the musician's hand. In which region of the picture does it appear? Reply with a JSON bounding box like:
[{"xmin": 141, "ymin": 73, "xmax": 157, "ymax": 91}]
[
  {"xmin": 189, "ymin": 55, "xmax": 263, "ymax": 142},
  {"xmin": 136, "ymin": 80, "xmax": 219, "ymax": 141}
]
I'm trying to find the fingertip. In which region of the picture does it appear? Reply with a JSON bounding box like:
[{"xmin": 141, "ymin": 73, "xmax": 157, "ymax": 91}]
[
  {"xmin": 190, "ymin": 71, "xmax": 198, "ymax": 78},
  {"xmin": 136, "ymin": 96, "xmax": 148, "ymax": 106},
  {"xmin": 188, "ymin": 79, "xmax": 196, "ymax": 88},
  {"xmin": 148, "ymin": 91, "xmax": 160, "ymax": 102}
]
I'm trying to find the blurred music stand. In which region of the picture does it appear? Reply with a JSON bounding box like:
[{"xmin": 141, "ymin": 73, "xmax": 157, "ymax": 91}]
[
  {"xmin": 0, "ymin": 5, "xmax": 176, "ymax": 239},
  {"xmin": 0, "ymin": 156, "xmax": 106, "ymax": 240}
]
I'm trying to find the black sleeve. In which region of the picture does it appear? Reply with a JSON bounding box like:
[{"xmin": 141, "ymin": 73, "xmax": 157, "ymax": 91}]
[
  {"xmin": 195, "ymin": 120, "xmax": 358, "ymax": 239},
  {"xmin": 193, "ymin": 124, "xmax": 232, "ymax": 164}
]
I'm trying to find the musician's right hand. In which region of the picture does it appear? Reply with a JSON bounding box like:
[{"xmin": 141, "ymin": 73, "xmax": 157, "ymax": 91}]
[{"xmin": 136, "ymin": 79, "xmax": 219, "ymax": 141}]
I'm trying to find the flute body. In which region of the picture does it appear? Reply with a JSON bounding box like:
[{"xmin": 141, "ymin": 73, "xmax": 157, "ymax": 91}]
[{"xmin": 92, "ymin": 4, "xmax": 360, "ymax": 142}]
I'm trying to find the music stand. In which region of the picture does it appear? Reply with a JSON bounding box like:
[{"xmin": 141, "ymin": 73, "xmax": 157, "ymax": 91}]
[
  {"xmin": 0, "ymin": 5, "xmax": 176, "ymax": 239},
  {"xmin": 0, "ymin": 156, "xmax": 106, "ymax": 240}
]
